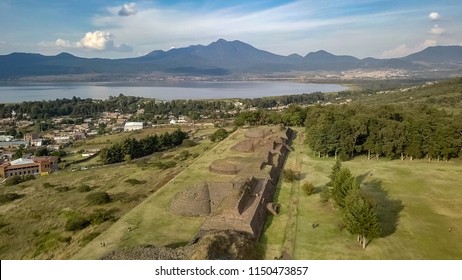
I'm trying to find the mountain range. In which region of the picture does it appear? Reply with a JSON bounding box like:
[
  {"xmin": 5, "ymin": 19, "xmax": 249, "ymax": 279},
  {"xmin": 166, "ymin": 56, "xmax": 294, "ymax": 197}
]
[{"xmin": 1, "ymin": 39, "xmax": 462, "ymax": 79}]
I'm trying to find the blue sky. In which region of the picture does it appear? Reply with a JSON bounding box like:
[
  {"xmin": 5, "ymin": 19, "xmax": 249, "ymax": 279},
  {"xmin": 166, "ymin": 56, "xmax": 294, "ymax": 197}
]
[{"xmin": 1, "ymin": 0, "xmax": 461, "ymax": 58}]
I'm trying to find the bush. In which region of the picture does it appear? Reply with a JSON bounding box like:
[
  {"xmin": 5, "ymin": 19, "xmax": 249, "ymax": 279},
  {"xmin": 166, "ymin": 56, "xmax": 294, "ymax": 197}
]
[
  {"xmin": 182, "ymin": 139, "xmax": 197, "ymax": 147},
  {"xmin": 77, "ymin": 184, "xmax": 91, "ymax": 192},
  {"xmin": 65, "ymin": 216, "xmax": 90, "ymax": 231},
  {"xmin": 85, "ymin": 192, "xmax": 111, "ymax": 205},
  {"xmin": 153, "ymin": 160, "xmax": 176, "ymax": 170},
  {"xmin": 42, "ymin": 182, "xmax": 55, "ymax": 188},
  {"xmin": 124, "ymin": 178, "xmax": 146, "ymax": 186},
  {"xmin": 0, "ymin": 193, "xmax": 23, "ymax": 204},
  {"xmin": 210, "ymin": 128, "xmax": 229, "ymax": 142},
  {"xmin": 320, "ymin": 186, "xmax": 331, "ymax": 203},
  {"xmin": 5, "ymin": 176, "xmax": 25, "ymax": 186},
  {"xmin": 58, "ymin": 236, "xmax": 72, "ymax": 243},
  {"xmin": 5, "ymin": 175, "xmax": 36, "ymax": 186},
  {"xmin": 89, "ymin": 208, "xmax": 119, "ymax": 225},
  {"xmin": 283, "ymin": 169, "xmax": 297, "ymax": 182},
  {"xmin": 176, "ymin": 150, "xmax": 190, "ymax": 161},
  {"xmin": 81, "ymin": 232, "xmax": 101, "ymax": 245},
  {"xmin": 302, "ymin": 182, "xmax": 316, "ymax": 196},
  {"xmin": 55, "ymin": 186, "xmax": 70, "ymax": 192}
]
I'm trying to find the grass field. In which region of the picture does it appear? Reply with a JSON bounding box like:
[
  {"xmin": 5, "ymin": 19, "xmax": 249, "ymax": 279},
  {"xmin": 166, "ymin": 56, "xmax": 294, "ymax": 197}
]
[
  {"xmin": 263, "ymin": 128, "xmax": 462, "ymax": 259},
  {"xmin": 0, "ymin": 127, "xmax": 219, "ymax": 259},
  {"xmin": 2, "ymin": 125, "xmax": 460, "ymax": 260},
  {"xmin": 72, "ymin": 127, "xmax": 245, "ymax": 259}
]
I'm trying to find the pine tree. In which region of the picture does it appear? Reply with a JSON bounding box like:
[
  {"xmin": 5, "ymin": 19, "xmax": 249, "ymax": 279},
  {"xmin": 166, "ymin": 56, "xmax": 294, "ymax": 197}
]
[
  {"xmin": 343, "ymin": 189, "xmax": 381, "ymax": 249},
  {"xmin": 331, "ymin": 167, "xmax": 358, "ymax": 209}
]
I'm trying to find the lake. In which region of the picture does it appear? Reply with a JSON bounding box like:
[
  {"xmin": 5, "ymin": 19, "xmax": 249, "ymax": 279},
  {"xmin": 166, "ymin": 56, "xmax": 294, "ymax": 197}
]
[{"xmin": 0, "ymin": 81, "xmax": 346, "ymax": 103}]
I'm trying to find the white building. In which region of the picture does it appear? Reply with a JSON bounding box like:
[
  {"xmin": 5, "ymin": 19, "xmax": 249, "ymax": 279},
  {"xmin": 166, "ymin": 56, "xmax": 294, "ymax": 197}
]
[{"xmin": 124, "ymin": 122, "xmax": 143, "ymax": 132}]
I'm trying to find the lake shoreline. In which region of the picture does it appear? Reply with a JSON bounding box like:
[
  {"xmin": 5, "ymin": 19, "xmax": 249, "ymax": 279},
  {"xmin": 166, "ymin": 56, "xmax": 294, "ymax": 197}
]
[{"xmin": 0, "ymin": 80, "xmax": 347, "ymax": 103}]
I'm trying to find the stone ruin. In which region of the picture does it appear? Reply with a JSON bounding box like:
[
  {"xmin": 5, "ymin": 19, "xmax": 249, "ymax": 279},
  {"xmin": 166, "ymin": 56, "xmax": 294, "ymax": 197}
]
[
  {"xmin": 209, "ymin": 158, "xmax": 242, "ymax": 175},
  {"xmin": 170, "ymin": 126, "xmax": 294, "ymax": 240}
]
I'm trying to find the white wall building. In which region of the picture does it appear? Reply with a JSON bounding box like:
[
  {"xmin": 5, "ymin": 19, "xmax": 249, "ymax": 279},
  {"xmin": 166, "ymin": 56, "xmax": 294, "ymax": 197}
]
[{"xmin": 124, "ymin": 122, "xmax": 143, "ymax": 132}]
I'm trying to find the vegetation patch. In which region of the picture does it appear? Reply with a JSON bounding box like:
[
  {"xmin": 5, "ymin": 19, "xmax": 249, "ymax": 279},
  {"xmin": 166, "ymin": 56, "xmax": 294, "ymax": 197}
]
[
  {"xmin": 210, "ymin": 128, "xmax": 229, "ymax": 142},
  {"xmin": 153, "ymin": 160, "xmax": 177, "ymax": 170},
  {"xmin": 85, "ymin": 192, "xmax": 111, "ymax": 205},
  {"xmin": 76, "ymin": 184, "xmax": 91, "ymax": 192},
  {"xmin": 55, "ymin": 186, "xmax": 70, "ymax": 192},
  {"xmin": 65, "ymin": 216, "xmax": 91, "ymax": 231},
  {"xmin": 125, "ymin": 178, "xmax": 147, "ymax": 186},
  {"xmin": 42, "ymin": 182, "xmax": 56, "ymax": 188},
  {"xmin": 81, "ymin": 232, "xmax": 101, "ymax": 246},
  {"xmin": 4, "ymin": 175, "xmax": 35, "ymax": 187},
  {"xmin": 283, "ymin": 169, "xmax": 297, "ymax": 182},
  {"xmin": 0, "ymin": 193, "xmax": 24, "ymax": 204},
  {"xmin": 301, "ymin": 182, "xmax": 316, "ymax": 196},
  {"xmin": 182, "ymin": 139, "xmax": 197, "ymax": 147},
  {"xmin": 89, "ymin": 208, "xmax": 119, "ymax": 225}
]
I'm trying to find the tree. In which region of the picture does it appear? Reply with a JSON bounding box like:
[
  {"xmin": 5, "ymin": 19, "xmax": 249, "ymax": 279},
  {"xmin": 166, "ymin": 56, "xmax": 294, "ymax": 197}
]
[
  {"xmin": 330, "ymin": 167, "xmax": 358, "ymax": 210},
  {"xmin": 13, "ymin": 148, "xmax": 23, "ymax": 159},
  {"xmin": 35, "ymin": 147, "xmax": 50, "ymax": 156},
  {"xmin": 343, "ymin": 189, "xmax": 381, "ymax": 249},
  {"xmin": 210, "ymin": 128, "xmax": 229, "ymax": 142}
]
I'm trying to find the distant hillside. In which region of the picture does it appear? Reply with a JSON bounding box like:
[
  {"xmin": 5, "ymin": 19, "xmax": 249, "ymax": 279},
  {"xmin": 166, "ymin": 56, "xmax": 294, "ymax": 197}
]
[{"xmin": 0, "ymin": 39, "xmax": 461, "ymax": 79}]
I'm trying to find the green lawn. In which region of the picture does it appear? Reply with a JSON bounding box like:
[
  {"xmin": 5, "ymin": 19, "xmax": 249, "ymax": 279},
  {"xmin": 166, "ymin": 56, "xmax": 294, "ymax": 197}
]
[{"xmin": 263, "ymin": 128, "xmax": 462, "ymax": 259}]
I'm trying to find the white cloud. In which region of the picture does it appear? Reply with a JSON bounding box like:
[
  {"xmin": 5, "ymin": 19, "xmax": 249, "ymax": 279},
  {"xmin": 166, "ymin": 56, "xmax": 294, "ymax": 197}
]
[
  {"xmin": 55, "ymin": 39, "xmax": 72, "ymax": 48},
  {"xmin": 76, "ymin": 31, "xmax": 114, "ymax": 50},
  {"xmin": 429, "ymin": 24, "xmax": 444, "ymax": 36},
  {"xmin": 381, "ymin": 40, "xmax": 437, "ymax": 58},
  {"xmin": 90, "ymin": 1, "xmax": 397, "ymax": 56},
  {"xmin": 428, "ymin": 12, "xmax": 440, "ymax": 21},
  {"xmin": 118, "ymin": 2, "xmax": 137, "ymax": 16},
  {"xmin": 56, "ymin": 31, "xmax": 132, "ymax": 52}
]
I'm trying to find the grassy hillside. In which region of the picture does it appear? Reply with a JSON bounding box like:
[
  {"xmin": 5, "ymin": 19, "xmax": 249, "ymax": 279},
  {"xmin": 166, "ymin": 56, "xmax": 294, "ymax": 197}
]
[
  {"xmin": 345, "ymin": 77, "xmax": 462, "ymax": 113},
  {"xmin": 0, "ymin": 127, "xmax": 218, "ymax": 259}
]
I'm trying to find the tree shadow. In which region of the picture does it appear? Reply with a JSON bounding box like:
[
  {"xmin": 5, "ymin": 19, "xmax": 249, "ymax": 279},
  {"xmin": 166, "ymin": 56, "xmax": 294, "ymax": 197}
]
[
  {"xmin": 356, "ymin": 171, "xmax": 371, "ymax": 185},
  {"xmin": 362, "ymin": 179, "xmax": 404, "ymax": 237}
]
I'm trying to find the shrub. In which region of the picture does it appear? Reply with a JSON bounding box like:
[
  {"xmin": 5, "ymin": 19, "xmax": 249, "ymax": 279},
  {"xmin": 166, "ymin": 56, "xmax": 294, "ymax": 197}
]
[
  {"xmin": 89, "ymin": 208, "xmax": 119, "ymax": 224},
  {"xmin": 125, "ymin": 178, "xmax": 146, "ymax": 186},
  {"xmin": 5, "ymin": 175, "xmax": 35, "ymax": 186},
  {"xmin": 182, "ymin": 139, "xmax": 197, "ymax": 147},
  {"xmin": 153, "ymin": 160, "xmax": 176, "ymax": 170},
  {"xmin": 77, "ymin": 184, "xmax": 91, "ymax": 192},
  {"xmin": 65, "ymin": 216, "xmax": 90, "ymax": 231},
  {"xmin": 210, "ymin": 128, "xmax": 229, "ymax": 142},
  {"xmin": 176, "ymin": 150, "xmax": 190, "ymax": 161},
  {"xmin": 302, "ymin": 182, "xmax": 316, "ymax": 196},
  {"xmin": 4, "ymin": 176, "xmax": 24, "ymax": 186},
  {"xmin": 320, "ymin": 186, "xmax": 331, "ymax": 203},
  {"xmin": 85, "ymin": 192, "xmax": 111, "ymax": 205},
  {"xmin": 0, "ymin": 193, "xmax": 23, "ymax": 204},
  {"xmin": 283, "ymin": 169, "xmax": 297, "ymax": 182},
  {"xmin": 42, "ymin": 182, "xmax": 55, "ymax": 188},
  {"xmin": 55, "ymin": 186, "xmax": 70, "ymax": 192},
  {"xmin": 58, "ymin": 236, "xmax": 72, "ymax": 243},
  {"xmin": 81, "ymin": 232, "xmax": 101, "ymax": 245}
]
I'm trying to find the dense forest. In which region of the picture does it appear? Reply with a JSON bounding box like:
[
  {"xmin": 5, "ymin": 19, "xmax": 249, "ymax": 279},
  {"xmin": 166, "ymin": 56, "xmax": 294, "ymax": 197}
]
[
  {"xmin": 99, "ymin": 129, "xmax": 188, "ymax": 164},
  {"xmin": 304, "ymin": 104, "xmax": 462, "ymax": 161},
  {"xmin": 0, "ymin": 91, "xmax": 326, "ymax": 121},
  {"xmin": 234, "ymin": 103, "xmax": 462, "ymax": 161}
]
